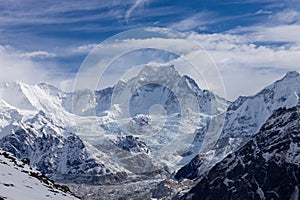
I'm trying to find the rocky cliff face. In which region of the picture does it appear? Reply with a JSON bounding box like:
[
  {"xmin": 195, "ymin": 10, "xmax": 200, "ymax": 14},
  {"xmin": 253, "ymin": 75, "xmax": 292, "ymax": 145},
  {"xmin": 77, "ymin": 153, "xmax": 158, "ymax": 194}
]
[
  {"xmin": 220, "ymin": 71, "xmax": 300, "ymax": 140},
  {"xmin": 0, "ymin": 111, "xmax": 127, "ymax": 178},
  {"xmin": 176, "ymin": 71, "xmax": 300, "ymax": 181},
  {"xmin": 182, "ymin": 106, "xmax": 300, "ymax": 200}
]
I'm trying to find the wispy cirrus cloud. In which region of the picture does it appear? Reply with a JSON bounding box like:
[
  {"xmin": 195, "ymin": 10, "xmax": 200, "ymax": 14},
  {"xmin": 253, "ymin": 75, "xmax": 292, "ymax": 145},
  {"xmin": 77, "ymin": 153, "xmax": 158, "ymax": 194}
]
[
  {"xmin": 0, "ymin": 1, "xmax": 125, "ymax": 26},
  {"xmin": 125, "ymin": 0, "xmax": 150, "ymax": 22},
  {"xmin": 169, "ymin": 12, "xmax": 216, "ymax": 31}
]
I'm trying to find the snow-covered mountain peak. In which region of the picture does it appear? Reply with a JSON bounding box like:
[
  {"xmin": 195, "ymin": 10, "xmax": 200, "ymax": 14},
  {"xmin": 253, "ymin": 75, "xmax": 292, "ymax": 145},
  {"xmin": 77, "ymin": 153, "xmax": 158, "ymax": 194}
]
[
  {"xmin": 0, "ymin": 81, "xmax": 37, "ymax": 110},
  {"xmin": 110, "ymin": 64, "xmax": 222, "ymax": 126},
  {"xmin": 172, "ymin": 70, "xmax": 300, "ymax": 190},
  {"xmin": 282, "ymin": 70, "xmax": 300, "ymax": 79},
  {"xmin": 182, "ymin": 75, "xmax": 203, "ymax": 92},
  {"xmin": 139, "ymin": 64, "xmax": 177, "ymax": 75},
  {"xmin": 129, "ymin": 64, "xmax": 181, "ymax": 87},
  {"xmin": 140, "ymin": 63, "xmax": 173, "ymax": 71},
  {"xmin": 181, "ymin": 70, "xmax": 300, "ymax": 181},
  {"xmin": 256, "ymin": 71, "xmax": 300, "ymax": 109},
  {"xmin": 268, "ymin": 70, "xmax": 300, "ymax": 88},
  {"xmin": 37, "ymin": 82, "xmax": 66, "ymax": 98}
]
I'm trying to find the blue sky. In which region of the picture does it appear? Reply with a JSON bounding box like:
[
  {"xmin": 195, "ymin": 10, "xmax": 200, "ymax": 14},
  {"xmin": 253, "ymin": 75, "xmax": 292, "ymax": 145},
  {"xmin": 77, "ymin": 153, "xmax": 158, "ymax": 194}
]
[{"xmin": 0, "ymin": 0, "xmax": 300, "ymax": 100}]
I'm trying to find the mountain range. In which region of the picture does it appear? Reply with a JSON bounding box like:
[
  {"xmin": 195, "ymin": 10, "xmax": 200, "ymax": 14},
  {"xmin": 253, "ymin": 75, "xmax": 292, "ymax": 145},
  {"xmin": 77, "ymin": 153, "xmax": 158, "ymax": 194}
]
[{"xmin": 0, "ymin": 65, "xmax": 300, "ymax": 199}]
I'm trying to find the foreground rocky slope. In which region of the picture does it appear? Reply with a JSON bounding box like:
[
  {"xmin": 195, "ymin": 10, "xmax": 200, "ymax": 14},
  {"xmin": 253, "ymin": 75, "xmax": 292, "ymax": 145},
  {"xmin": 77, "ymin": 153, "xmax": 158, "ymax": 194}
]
[{"xmin": 0, "ymin": 149, "xmax": 79, "ymax": 200}]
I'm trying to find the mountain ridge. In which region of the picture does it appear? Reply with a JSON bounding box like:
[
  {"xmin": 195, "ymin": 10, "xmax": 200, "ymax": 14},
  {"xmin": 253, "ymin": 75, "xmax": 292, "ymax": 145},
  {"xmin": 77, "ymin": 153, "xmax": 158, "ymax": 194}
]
[
  {"xmin": 174, "ymin": 70, "xmax": 300, "ymax": 180},
  {"xmin": 182, "ymin": 106, "xmax": 300, "ymax": 200}
]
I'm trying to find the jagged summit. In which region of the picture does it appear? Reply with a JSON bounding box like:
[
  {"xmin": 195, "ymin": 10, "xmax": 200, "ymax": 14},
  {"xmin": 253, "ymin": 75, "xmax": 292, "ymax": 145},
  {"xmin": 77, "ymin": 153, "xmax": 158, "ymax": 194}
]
[
  {"xmin": 173, "ymin": 70, "xmax": 300, "ymax": 188},
  {"xmin": 183, "ymin": 106, "xmax": 300, "ymax": 200},
  {"xmin": 139, "ymin": 64, "xmax": 177, "ymax": 74},
  {"xmin": 125, "ymin": 64, "xmax": 182, "ymax": 87},
  {"xmin": 282, "ymin": 70, "xmax": 300, "ymax": 79},
  {"xmin": 221, "ymin": 70, "xmax": 300, "ymax": 138},
  {"xmin": 267, "ymin": 70, "xmax": 300, "ymax": 88},
  {"xmin": 112, "ymin": 64, "xmax": 227, "ymax": 118}
]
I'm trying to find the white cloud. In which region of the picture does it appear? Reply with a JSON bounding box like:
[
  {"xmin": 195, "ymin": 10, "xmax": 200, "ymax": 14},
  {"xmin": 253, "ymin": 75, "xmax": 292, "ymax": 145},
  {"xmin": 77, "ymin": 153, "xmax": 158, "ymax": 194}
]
[
  {"xmin": 72, "ymin": 32, "xmax": 228, "ymax": 100},
  {"xmin": 231, "ymin": 24, "xmax": 300, "ymax": 45},
  {"xmin": 274, "ymin": 9, "xmax": 299, "ymax": 24},
  {"xmin": 251, "ymin": 25, "xmax": 300, "ymax": 43},
  {"xmin": 255, "ymin": 10, "xmax": 272, "ymax": 15},
  {"xmin": 72, "ymin": 28, "xmax": 300, "ymax": 100},
  {"xmin": 0, "ymin": 45, "xmax": 70, "ymax": 88},
  {"xmin": 0, "ymin": 46, "xmax": 48, "ymax": 83},
  {"xmin": 125, "ymin": 0, "xmax": 149, "ymax": 22},
  {"xmin": 71, "ymin": 44, "xmax": 99, "ymax": 54},
  {"xmin": 2, "ymin": 25, "xmax": 300, "ymax": 101},
  {"xmin": 169, "ymin": 12, "xmax": 216, "ymax": 31},
  {"xmin": 188, "ymin": 31, "xmax": 300, "ymax": 99},
  {"xmin": 19, "ymin": 51, "xmax": 56, "ymax": 59}
]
